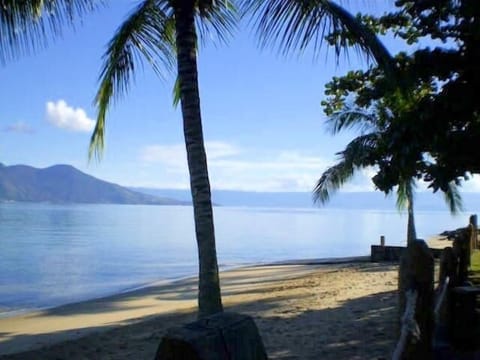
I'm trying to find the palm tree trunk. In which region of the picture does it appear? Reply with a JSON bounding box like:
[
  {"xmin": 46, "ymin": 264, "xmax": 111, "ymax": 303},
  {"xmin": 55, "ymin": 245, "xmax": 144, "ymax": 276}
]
[
  {"xmin": 174, "ymin": 0, "xmax": 223, "ymax": 318},
  {"xmin": 406, "ymin": 188, "xmax": 417, "ymax": 245}
]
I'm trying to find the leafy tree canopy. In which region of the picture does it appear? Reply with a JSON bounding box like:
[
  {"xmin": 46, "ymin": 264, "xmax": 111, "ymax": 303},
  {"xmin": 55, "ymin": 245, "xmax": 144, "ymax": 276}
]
[{"xmin": 322, "ymin": 0, "xmax": 480, "ymax": 196}]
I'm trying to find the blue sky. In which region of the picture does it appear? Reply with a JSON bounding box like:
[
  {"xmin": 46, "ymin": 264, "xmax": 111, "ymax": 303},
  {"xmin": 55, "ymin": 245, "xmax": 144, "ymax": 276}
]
[{"xmin": 1, "ymin": 1, "xmax": 478, "ymax": 193}]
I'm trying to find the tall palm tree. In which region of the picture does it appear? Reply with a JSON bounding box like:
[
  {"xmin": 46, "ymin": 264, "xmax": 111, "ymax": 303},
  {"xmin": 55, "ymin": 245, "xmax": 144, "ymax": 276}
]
[
  {"xmin": 89, "ymin": 0, "xmax": 237, "ymax": 318},
  {"xmin": 313, "ymin": 106, "xmax": 463, "ymax": 244},
  {"xmin": 0, "ymin": 0, "xmax": 98, "ymax": 65},
  {"xmin": 90, "ymin": 0, "xmax": 408, "ymax": 319}
]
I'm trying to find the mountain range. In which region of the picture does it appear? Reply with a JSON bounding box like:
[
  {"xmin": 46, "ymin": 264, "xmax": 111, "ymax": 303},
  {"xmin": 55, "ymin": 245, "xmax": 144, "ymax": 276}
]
[
  {"xmin": 2, "ymin": 162, "xmax": 479, "ymax": 211},
  {"xmin": 0, "ymin": 163, "xmax": 186, "ymax": 205}
]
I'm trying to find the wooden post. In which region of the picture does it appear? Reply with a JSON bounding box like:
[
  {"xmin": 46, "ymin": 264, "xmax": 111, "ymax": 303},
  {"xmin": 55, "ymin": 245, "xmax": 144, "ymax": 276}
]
[
  {"xmin": 438, "ymin": 247, "xmax": 457, "ymax": 334},
  {"xmin": 453, "ymin": 229, "xmax": 470, "ymax": 284},
  {"xmin": 399, "ymin": 240, "xmax": 434, "ymax": 359},
  {"xmin": 398, "ymin": 249, "xmax": 408, "ymax": 337},
  {"xmin": 469, "ymin": 214, "xmax": 478, "ymax": 250},
  {"xmin": 439, "ymin": 247, "xmax": 457, "ymax": 286},
  {"xmin": 380, "ymin": 235, "xmax": 385, "ymax": 247}
]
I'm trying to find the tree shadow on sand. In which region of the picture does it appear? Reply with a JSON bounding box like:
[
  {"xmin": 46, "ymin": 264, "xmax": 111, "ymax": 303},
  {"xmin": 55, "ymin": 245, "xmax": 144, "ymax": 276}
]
[{"xmin": 0, "ymin": 287, "xmax": 397, "ymax": 360}]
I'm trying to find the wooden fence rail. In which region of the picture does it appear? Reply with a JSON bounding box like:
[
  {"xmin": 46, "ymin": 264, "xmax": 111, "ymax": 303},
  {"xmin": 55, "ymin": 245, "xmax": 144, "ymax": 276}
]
[
  {"xmin": 394, "ymin": 240, "xmax": 434, "ymax": 359},
  {"xmin": 434, "ymin": 276, "xmax": 450, "ymax": 322},
  {"xmin": 391, "ymin": 215, "xmax": 478, "ymax": 359},
  {"xmin": 392, "ymin": 290, "xmax": 419, "ymax": 360}
]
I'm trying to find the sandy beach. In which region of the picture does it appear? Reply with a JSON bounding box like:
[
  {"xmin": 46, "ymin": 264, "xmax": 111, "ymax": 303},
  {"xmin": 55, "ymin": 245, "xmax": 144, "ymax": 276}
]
[{"xmin": 0, "ymin": 260, "xmax": 399, "ymax": 359}]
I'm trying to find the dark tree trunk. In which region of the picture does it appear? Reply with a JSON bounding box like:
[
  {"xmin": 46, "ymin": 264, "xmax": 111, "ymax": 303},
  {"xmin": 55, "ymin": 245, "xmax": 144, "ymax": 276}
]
[{"xmin": 174, "ymin": 0, "xmax": 223, "ymax": 318}]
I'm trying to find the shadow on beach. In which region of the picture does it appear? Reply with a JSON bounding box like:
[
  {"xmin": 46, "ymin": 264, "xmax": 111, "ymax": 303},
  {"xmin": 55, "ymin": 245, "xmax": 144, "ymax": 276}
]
[{"xmin": 0, "ymin": 263, "xmax": 398, "ymax": 360}]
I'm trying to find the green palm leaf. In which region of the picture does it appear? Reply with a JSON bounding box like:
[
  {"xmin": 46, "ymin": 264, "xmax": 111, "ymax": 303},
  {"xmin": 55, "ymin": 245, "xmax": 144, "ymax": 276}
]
[
  {"xmin": 196, "ymin": 0, "xmax": 238, "ymax": 46},
  {"xmin": 0, "ymin": 0, "xmax": 99, "ymax": 65},
  {"xmin": 313, "ymin": 160, "xmax": 354, "ymax": 204},
  {"xmin": 442, "ymin": 180, "xmax": 463, "ymax": 214},
  {"xmin": 396, "ymin": 178, "xmax": 415, "ymax": 211},
  {"xmin": 242, "ymin": 0, "xmax": 395, "ymax": 76},
  {"xmin": 89, "ymin": 0, "xmax": 176, "ymax": 160},
  {"xmin": 339, "ymin": 132, "xmax": 378, "ymax": 165},
  {"xmin": 326, "ymin": 107, "xmax": 378, "ymax": 135},
  {"xmin": 314, "ymin": 133, "xmax": 377, "ymax": 204}
]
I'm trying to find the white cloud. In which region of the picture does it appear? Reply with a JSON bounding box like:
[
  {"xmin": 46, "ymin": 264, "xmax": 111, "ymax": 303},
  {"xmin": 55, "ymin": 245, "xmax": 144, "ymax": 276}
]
[
  {"xmin": 45, "ymin": 100, "xmax": 95, "ymax": 132},
  {"xmin": 138, "ymin": 142, "xmax": 480, "ymax": 193},
  {"xmin": 3, "ymin": 121, "xmax": 34, "ymax": 134},
  {"xmin": 140, "ymin": 144, "xmax": 187, "ymax": 167},
  {"xmin": 458, "ymin": 175, "xmax": 480, "ymax": 192},
  {"xmin": 140, "ymin": 141, "xmax": 240, "ymax": 166},
  {"xmin": 138, "ymin": 141, "xmax": 339, "ymax": 192}
]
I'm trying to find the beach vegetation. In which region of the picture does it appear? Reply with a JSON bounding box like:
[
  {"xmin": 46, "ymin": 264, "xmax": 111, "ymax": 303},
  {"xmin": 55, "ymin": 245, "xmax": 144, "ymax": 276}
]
[
  {"xmin": 314, "ymin": 80, "xmax": 462, "ymax": 243},
  {"xmin": 311, "ymin": 0, "xmax": 476, "ymax": 243},
  {"xmin": 313, "ymin": 0, "xmax": 480, "ymax": 199},
  {"xmin": 471, "ymin": 250, "xmax": 480, "ymax": 274}
]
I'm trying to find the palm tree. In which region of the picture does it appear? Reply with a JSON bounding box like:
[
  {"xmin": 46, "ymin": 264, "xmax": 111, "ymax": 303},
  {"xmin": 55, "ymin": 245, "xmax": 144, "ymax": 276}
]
[
  {"xmin": 241, "ymin": 0, "xmax": 397, "ymax": 78},
  {"xmin": 0, "ymin": 0, "xmax": 98, "ymax": 65},
  {"xmin": 313, "ymin": 105, "xmax": 463, "ymax": 244},
  {"xmin": 88, "ymin": 0, "xmax": 237, "ymax": 318}
]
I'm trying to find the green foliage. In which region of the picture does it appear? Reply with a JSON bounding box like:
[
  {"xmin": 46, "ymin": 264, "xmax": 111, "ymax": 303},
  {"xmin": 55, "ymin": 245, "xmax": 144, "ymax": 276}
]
[
  {"xmin": 241, "ymin": 0, "xmax": 396, "ymax": 78},
  {"xmin": 471, "ymin": 250, "xmax": 480, "ymax": 285},
  {"xmin": 89, "ymin": 0, "xmax": 238, "ymax": 160},
  {"xmin": 0, "ymin": 0, "xmax": 99, "ymax": 65},
  {"xmin": 471, "ymin": 250, "xmax": 480, "ymax": 273},
  {"xmin": 89, "ymin": 0, "xmax": 177, "ymax": 160},
  {"xmin": 320, "ymin": 0, "xmax": 480, "ymax": 201}
]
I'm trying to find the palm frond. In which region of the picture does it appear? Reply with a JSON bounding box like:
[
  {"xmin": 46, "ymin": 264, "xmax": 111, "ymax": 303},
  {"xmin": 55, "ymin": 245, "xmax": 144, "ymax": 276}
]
[
  {"xmin": 396, "ymin": 179, "xmax": 413, "ymax": 210},
  {"xmin": 313, "ymin": 160, "xmax": 354, "ymax": 204},
  {"xmin": 172, "ymin": 75, "xmax": 181, "ymax": 107},
  {"xmin": 314, "ymin": 133, "xmax": 377, "ymax": 204},
  {"xmin": 89, "ymin": 0, "xmax": 175, "ymax": 160},
  {"xmin": 242, "ymin": 0, "xmax": 396, "ymax": 76},
  {"xmin": 339, "ymin": 133, "xmax": 378, "ymax": 166},
  {"xmin": 196, "ymin": 0, "xmax": 238, "ymax": 47},
  {"xmin": 327, "ymin": 107, "xmax": 378, "ymax": 135},
  {"xmin": 0, "ymin": 0, "xmax": 100, "ymax": 65},
  {"xmin": 443, "ymin": 180, "xmax": 463, "ymax": 214}
]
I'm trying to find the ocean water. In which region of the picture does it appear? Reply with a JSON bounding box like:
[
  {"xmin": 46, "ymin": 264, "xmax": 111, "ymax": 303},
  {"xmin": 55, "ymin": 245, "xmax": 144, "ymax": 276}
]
[{"xmin": 0, "ymin": 203, "xmax": 474, "ymax": 317}]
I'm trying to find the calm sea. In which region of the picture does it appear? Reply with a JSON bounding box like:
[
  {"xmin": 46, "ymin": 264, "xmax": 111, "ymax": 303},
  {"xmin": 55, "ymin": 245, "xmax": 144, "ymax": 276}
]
[{"xmin": 0, "ymin": 203, "xmax": 474, "ymax": 317}]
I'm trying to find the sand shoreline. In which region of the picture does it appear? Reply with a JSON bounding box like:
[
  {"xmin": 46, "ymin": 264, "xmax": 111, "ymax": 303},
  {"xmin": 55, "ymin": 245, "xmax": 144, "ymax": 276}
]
[
  {"xmin": 0, "ymin": 258, "xmax": 399, "ymax": 359},
  {"xmin": 0, "ymin": 255, "xmax": 371, "ymax": 321}
]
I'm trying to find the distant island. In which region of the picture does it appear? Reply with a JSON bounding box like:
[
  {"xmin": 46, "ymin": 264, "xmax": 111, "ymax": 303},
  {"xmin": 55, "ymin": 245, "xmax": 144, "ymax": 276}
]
[{"xmin": 0, "ymin": 163, "xmax": 187, "ymax": 205}]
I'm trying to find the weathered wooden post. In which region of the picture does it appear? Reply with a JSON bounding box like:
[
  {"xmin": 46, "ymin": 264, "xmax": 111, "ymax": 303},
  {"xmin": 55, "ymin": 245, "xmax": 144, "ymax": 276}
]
[
  {"xmin": 452, "ymin": 229, "xmax": 470, "ymax": 285},
  {"xmin": 437, "ymin": 247, "xmax": 457, "ymax": 340},
  {"xmin": 469, "ymin": 214, "xmax": 477, "ymax": 250},
  {"xmin": 439, "ymin": 247, "xmax": 457, "ymax": 287},
  {"xmin": 155, "ymin": 312, "xmax": 268, "ymax": 360},
  {"xmin": 398, "ymin": 240, "xmax": 434, "ymax": 359},
  {"xmin": 398, "ymin": 250, "xmax": 408, "ymax": 336}
]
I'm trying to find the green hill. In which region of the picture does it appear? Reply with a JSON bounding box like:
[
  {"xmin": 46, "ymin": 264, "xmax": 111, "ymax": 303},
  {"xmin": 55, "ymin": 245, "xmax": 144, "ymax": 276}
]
[{"xmin": 0, "ymin": 163, "xmax": 186, "ymax": 205}]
